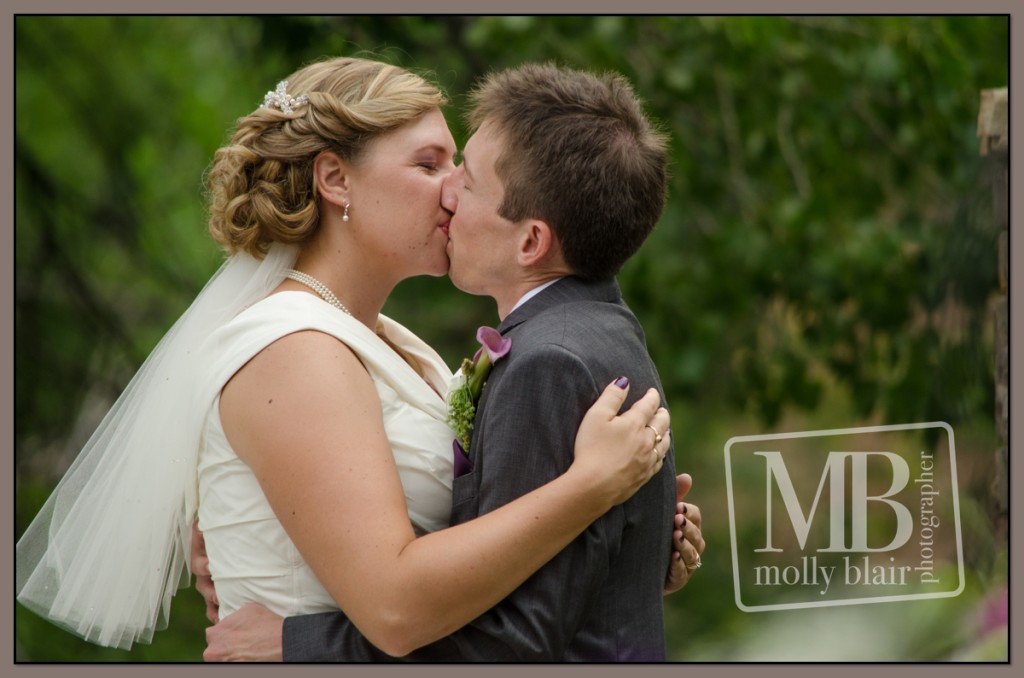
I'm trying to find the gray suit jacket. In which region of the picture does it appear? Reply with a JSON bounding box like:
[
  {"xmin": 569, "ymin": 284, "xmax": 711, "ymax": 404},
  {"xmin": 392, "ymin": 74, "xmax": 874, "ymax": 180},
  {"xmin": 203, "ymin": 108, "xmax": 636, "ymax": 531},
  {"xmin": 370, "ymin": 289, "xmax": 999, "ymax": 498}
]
[{"xmin": 282, "ymin": 276, "xmax": 675, "ymax": 662}]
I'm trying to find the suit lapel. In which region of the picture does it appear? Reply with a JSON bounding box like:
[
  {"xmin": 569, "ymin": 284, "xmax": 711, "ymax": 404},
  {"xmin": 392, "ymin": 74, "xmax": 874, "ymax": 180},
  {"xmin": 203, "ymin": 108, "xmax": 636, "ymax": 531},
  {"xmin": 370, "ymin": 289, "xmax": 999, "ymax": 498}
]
[{"xmin": 462, "ymin": 276, "xmax": 622, "ymax": 474}]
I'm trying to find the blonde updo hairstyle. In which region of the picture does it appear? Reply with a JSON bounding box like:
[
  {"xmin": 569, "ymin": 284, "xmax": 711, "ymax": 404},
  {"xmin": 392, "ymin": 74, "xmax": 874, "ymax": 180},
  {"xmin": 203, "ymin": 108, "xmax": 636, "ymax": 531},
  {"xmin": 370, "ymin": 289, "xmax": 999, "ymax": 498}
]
[{"xmin": 207, "ymin": 57, "xmax": 446, "ymax": 257}]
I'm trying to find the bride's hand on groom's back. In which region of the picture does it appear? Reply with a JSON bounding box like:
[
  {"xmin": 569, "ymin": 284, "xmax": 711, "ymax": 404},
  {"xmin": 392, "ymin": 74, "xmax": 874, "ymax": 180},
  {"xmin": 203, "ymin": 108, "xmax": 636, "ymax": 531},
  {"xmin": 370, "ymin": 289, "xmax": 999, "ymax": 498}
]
[
  {"xmin": 663, "ymin": 473, "xmax": 705, "ymax": 595},
  {"xmin": 570, "ymin": 379, "xmax": 672, "ymax": 507}
]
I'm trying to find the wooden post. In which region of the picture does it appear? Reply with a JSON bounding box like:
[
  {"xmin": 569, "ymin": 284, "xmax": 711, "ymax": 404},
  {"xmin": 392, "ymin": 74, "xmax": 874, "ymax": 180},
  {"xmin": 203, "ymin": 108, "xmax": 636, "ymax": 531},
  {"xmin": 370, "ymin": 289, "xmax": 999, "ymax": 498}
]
[{"xmin": 977, "ymin": 87, "xmax": 1008, "ymax": 540}]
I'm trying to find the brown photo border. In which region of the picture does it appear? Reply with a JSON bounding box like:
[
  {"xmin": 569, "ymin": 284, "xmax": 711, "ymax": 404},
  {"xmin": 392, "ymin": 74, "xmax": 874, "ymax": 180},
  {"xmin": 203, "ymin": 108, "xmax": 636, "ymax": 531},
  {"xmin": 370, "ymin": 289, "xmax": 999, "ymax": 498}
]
[{"xmin": 3, "ymin": 2, "xmax": 1018, "ymax": 677}]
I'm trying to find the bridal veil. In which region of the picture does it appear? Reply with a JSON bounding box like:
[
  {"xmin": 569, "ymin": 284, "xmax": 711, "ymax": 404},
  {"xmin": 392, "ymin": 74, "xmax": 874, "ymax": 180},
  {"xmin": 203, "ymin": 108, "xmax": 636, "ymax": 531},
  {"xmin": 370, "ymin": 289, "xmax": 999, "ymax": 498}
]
[{"xmin": 16, "ymin": 243, "xmax": 298, "ymax": 649}]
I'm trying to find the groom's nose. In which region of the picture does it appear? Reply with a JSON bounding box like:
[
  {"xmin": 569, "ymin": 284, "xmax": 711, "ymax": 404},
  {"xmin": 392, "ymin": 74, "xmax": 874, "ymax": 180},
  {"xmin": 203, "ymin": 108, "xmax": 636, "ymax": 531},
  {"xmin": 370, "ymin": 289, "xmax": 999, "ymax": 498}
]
[{"xmin": 440, "ymin": 168, "xmax": 460, "ymax": 213}]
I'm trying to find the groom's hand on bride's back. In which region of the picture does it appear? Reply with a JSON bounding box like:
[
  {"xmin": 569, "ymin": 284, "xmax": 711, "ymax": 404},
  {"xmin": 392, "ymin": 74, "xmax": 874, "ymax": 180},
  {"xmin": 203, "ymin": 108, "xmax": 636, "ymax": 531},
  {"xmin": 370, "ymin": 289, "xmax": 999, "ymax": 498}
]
[
  {"xmin": 204, "ymin": 603, "xmax": 285, "ymax": 662},
  {"xmin": 191, "ymin": 520, "xmax": 219, "ymax": 624},
  {"xmin": 191, "ymin": 520, "xmax": 285, "ymax": 662}
]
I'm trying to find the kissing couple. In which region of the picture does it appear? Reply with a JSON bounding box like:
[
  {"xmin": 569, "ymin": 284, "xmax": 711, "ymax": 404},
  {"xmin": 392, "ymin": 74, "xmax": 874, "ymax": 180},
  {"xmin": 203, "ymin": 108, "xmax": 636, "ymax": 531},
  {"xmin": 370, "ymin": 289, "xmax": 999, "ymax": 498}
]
[{"xmin": 18, "ymin": 56, "xmax": 705, "ymax": 662}]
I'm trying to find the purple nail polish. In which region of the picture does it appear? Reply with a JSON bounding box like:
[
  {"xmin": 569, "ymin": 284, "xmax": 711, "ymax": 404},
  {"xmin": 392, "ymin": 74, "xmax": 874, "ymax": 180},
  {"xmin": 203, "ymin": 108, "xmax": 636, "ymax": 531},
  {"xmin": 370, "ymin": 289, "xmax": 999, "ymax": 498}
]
[
  {"xmin": 682, "ymin": 504, "xmax": 688, "ymax": 514},
  {"xmin": 681, "ymin": 517, "xmax": 687, "ymax": 528},
  {"xmin": 614, "ymin": 376, "xmax": 629, "ymax": 389}
]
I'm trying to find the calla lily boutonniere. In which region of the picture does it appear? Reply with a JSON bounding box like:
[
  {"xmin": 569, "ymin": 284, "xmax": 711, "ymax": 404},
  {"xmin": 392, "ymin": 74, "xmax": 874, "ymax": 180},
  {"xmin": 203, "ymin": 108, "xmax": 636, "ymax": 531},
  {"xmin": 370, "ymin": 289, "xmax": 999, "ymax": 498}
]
[{"xmin": 448, "ymin": 326, "xmax": 511, "ymax": 475}]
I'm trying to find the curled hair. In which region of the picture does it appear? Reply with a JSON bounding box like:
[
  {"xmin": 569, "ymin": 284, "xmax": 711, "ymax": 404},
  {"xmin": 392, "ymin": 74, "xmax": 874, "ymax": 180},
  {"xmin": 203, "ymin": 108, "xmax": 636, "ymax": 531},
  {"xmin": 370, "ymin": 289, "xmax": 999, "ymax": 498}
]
[
  {"xmin": 206, "ymin": 57, "xmax": 445, "ymax": 257},
  {"xmin": 467, "ymin": 63, "xmax": 668, "ymax": 280}
]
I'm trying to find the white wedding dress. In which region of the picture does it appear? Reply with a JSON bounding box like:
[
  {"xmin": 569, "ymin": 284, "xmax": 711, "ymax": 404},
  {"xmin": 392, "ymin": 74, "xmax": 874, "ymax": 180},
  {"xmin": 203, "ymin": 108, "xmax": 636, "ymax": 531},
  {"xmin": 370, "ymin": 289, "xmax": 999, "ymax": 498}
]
[{"xmin": 196, "ymin": 291, "xmax": 456, "ymax": 619}]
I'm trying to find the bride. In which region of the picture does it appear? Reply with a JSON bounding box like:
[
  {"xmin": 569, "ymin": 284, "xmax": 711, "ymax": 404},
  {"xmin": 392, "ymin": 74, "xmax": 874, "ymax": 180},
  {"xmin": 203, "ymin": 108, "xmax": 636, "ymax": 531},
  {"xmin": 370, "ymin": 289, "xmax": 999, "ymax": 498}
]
[{"xmin": 16, "ymin": 56, "xmax": 678, "ymax": 654}]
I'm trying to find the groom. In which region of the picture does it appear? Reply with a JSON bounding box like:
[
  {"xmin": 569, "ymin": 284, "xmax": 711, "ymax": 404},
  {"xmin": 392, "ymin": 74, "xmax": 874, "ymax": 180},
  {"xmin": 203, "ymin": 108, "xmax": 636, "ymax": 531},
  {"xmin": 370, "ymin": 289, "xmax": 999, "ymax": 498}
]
[{"xmin": 201, "ymin": 63, "xmax": 694, "ymax": 661}]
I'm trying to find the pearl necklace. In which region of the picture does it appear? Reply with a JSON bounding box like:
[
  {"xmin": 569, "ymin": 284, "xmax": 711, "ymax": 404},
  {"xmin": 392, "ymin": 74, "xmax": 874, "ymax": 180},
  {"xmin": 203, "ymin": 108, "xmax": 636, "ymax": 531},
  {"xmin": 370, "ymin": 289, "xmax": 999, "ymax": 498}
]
[{"xmin": 285, "ymin": 269, "xmax": 353, "ymax": 317}]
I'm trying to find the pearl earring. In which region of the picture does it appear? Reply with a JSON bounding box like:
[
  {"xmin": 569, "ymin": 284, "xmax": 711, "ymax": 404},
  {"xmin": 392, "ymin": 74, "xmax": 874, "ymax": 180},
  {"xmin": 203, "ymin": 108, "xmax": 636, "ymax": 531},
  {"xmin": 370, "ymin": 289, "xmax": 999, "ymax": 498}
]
[{"xmin": 342, "ymin": 203, "xmax": 350, "ymax": 222}]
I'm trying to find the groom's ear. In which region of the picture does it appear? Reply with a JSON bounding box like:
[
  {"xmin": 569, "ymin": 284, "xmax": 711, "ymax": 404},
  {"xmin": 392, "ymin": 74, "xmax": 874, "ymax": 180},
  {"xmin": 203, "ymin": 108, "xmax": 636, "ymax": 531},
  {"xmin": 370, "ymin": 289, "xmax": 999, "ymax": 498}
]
[
  {"xmin": 313, "ymin": 151, "xmax": 351, "ymax": 208},
  {"xmin": 516, "ymin": 219, "xmax": 566, "ymax": 270}
]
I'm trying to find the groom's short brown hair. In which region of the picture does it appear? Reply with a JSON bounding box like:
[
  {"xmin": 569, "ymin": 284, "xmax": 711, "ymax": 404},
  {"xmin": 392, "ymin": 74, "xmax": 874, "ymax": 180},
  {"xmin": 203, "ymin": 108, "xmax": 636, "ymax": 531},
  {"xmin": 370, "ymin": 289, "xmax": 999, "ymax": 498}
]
[{"xmin": 467, "ymin": 63, "xmax": 668, "ymax": 280}]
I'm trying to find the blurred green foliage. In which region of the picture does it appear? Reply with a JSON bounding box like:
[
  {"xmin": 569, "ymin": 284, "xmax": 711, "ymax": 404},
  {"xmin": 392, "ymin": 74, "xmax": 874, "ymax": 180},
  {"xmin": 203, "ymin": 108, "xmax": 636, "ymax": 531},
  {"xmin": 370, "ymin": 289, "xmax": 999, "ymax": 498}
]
[{"xmin": 15, "ymin": 15, "xmax": 1008, "ymax": 662}]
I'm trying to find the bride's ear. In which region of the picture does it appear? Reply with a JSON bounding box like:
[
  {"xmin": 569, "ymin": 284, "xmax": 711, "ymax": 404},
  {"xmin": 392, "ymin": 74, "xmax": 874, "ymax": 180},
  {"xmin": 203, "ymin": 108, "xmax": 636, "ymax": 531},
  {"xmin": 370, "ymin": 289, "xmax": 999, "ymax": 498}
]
[{"xmin": 313, "ymin": 151, "xmax": 351, "ymax": 208}]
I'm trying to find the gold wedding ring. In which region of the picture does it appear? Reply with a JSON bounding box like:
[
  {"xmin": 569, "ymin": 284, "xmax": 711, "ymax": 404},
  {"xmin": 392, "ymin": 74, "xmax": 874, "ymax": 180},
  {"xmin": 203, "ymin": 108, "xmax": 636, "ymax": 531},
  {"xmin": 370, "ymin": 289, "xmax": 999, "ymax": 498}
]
[
  {"xmin": 645, "ymin": 424, "xmax": 663, "ymax": 444},
  {"xmin": 686, "ymin": 554, "xmax": 702, "ymax": 572}
]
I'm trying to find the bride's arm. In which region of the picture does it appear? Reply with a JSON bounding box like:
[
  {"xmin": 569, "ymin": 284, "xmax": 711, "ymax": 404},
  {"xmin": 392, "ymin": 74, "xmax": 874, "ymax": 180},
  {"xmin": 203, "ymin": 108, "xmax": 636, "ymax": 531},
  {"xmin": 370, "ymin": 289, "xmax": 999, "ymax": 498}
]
[{"xmin": 219, "ymin": 330, "xmax": 668, "ymax": 657}]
